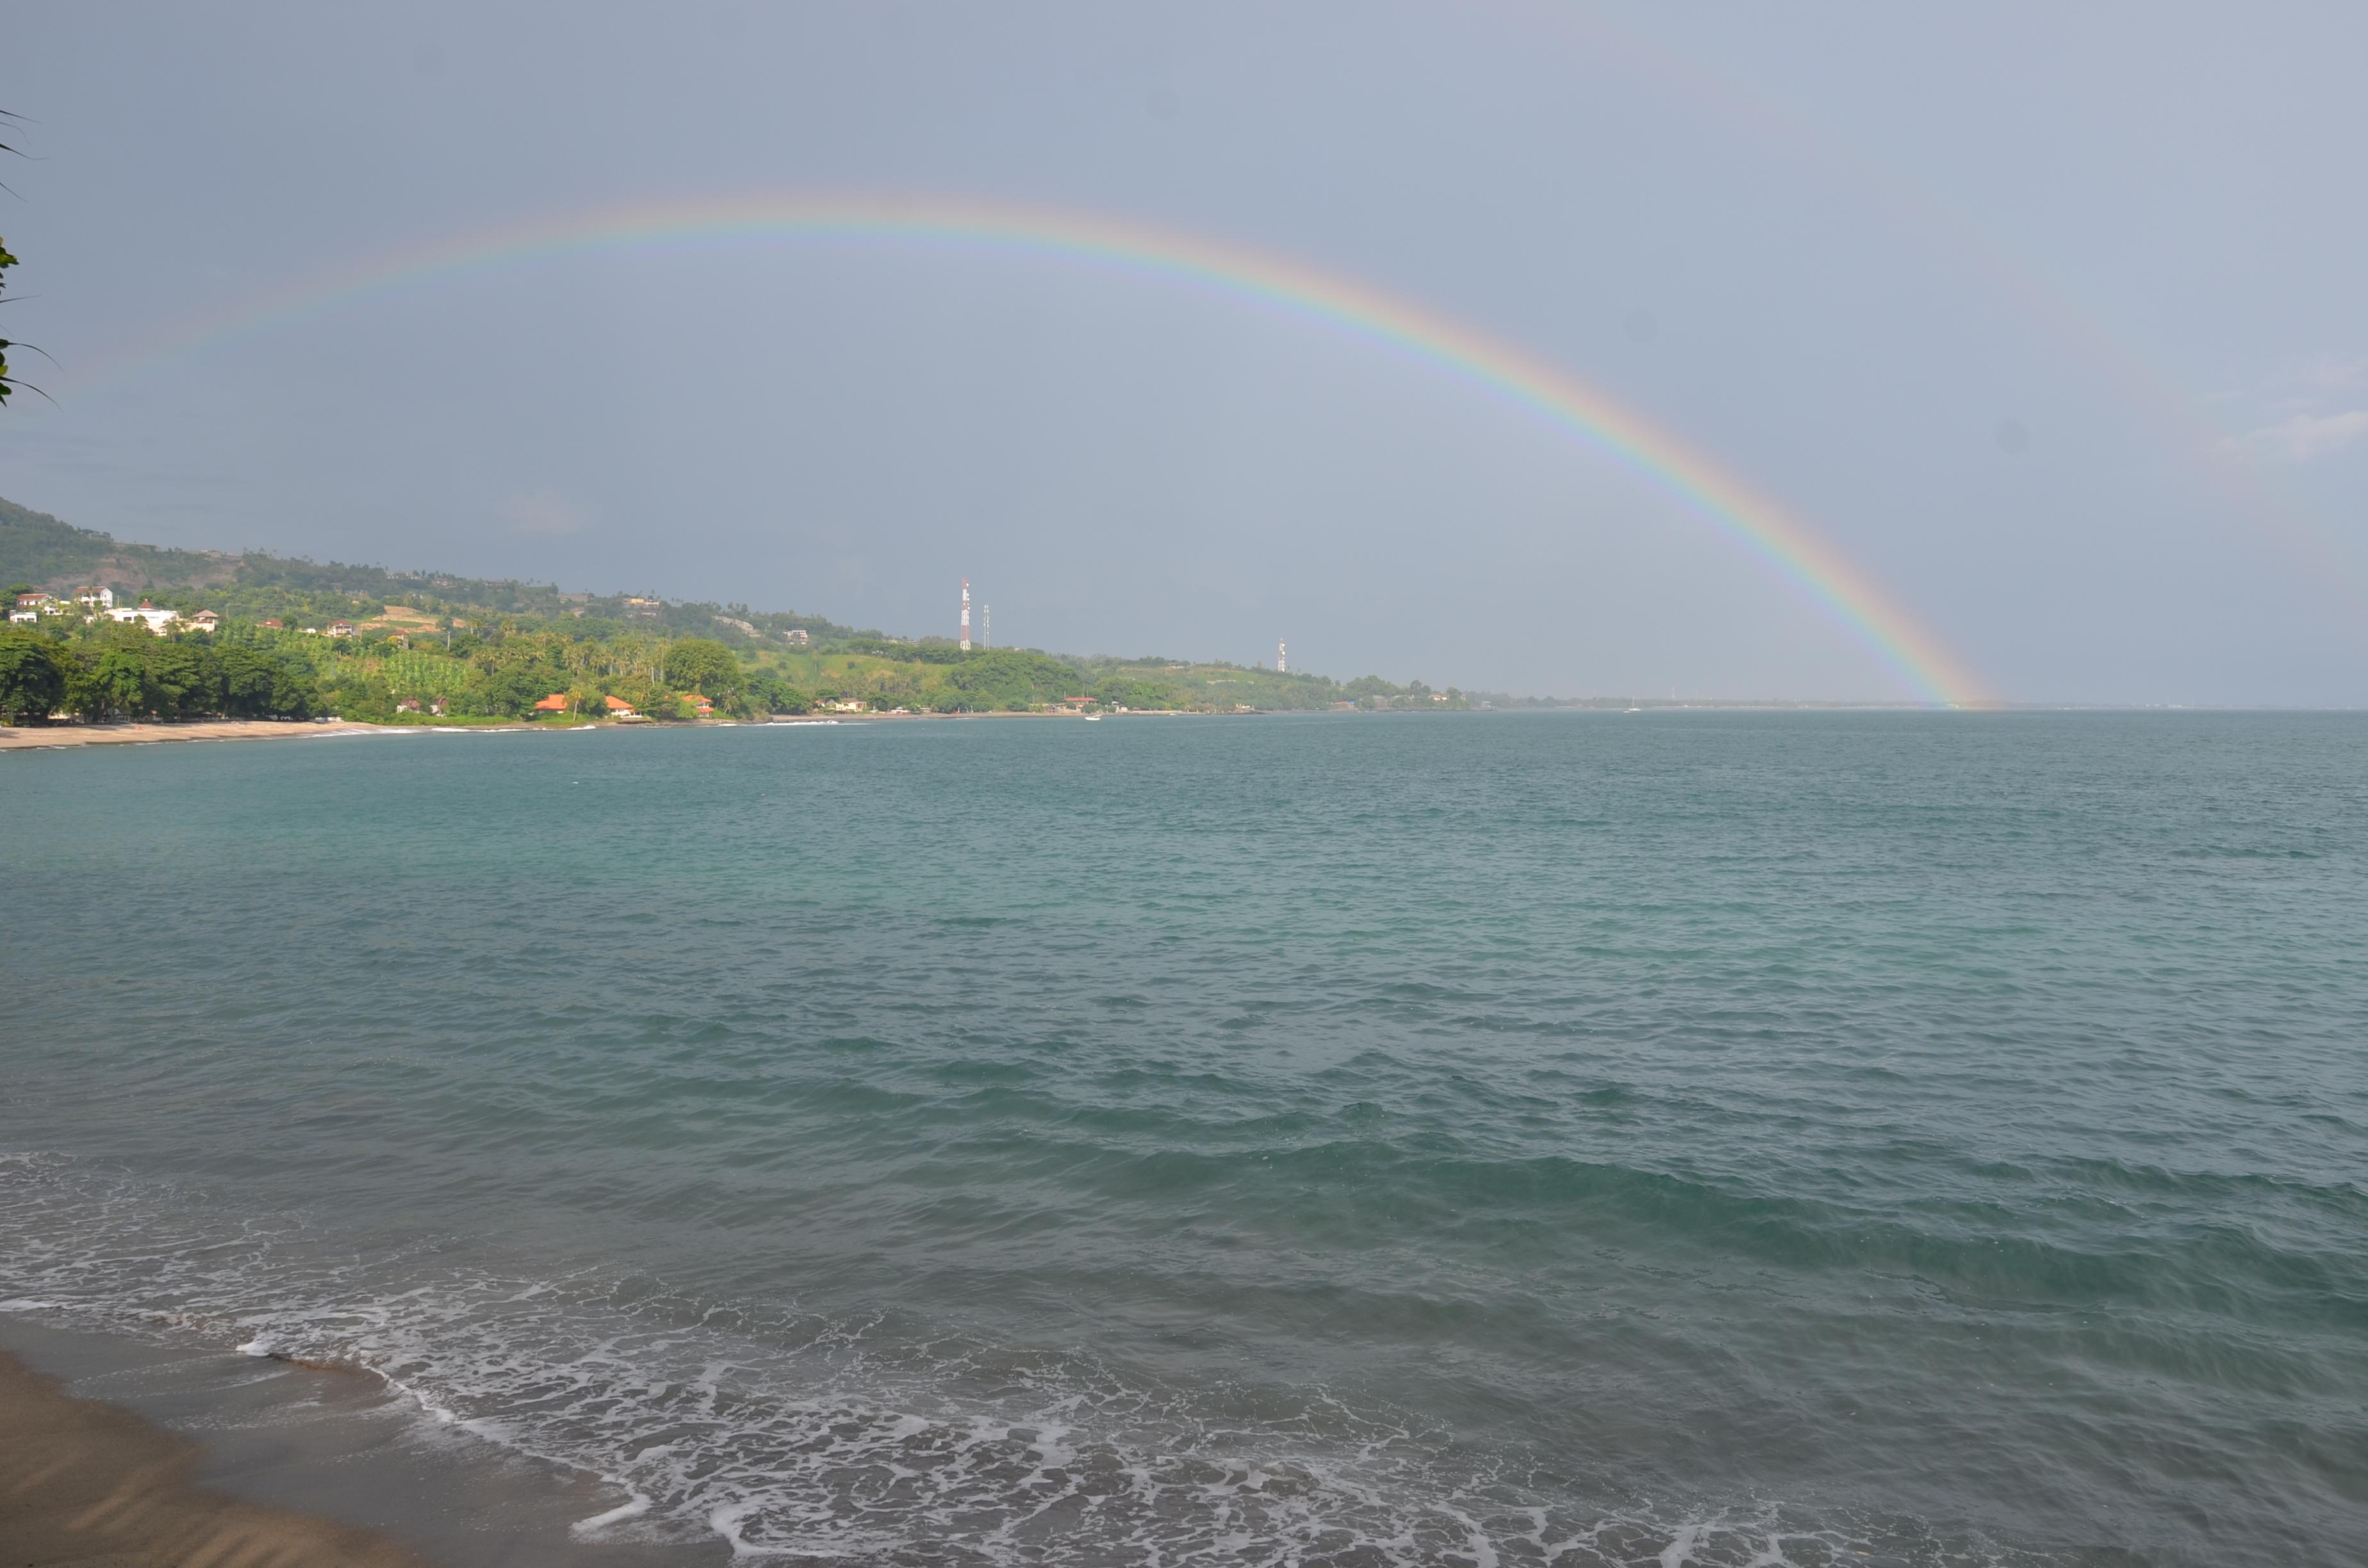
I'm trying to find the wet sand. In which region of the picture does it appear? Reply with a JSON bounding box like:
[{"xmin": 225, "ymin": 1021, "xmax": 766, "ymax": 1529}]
[
  {"xmin": 0, "ymin": 1346, "xmax": 432, "ymax": 1567},
  {"xmin": 0, "ymin": 719, "xmax": 372, "ymax": 751},
  {"xmin": 0, "ymin": 1319, "xmax": 721, "ymax": 1568}
]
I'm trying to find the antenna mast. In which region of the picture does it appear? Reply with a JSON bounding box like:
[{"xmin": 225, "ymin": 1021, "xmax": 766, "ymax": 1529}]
[
  {"xmin": 960, "ymin": 579, "xmax": 972, "ymax": 651},
  {"xmin": 1277, "ymin": 638, "xmax": 1287, "ymax": 674}
]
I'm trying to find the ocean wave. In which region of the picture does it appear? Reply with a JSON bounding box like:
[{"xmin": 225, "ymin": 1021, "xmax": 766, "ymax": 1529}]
[{"xmin": 0, "ymin": 1154, "xmax": 2057, "ymax": 1567}]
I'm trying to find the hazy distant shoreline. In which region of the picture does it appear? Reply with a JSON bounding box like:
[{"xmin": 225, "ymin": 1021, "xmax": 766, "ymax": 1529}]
[{"xmin": 10, "ymin": 705, "xmax": 2354, "ymax": 755}]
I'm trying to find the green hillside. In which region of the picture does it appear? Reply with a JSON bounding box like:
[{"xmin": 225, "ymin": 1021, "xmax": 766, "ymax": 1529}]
[
  {"xmin": 0, "ymin": 495, "xmax": 860, "ymax": 644},
  {"xmin": 0, "ymin": 494, "xmax": 242, "ymax": 596},
  {"xmin": 1, "ymin": 494, "xmax": 1468, "ymax": 723}
]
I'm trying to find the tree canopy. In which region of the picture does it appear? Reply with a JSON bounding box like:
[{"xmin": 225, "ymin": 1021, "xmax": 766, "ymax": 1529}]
[
  {"xmin": 662, "ymin": 637, "xmax": 743, "ymax": 701},
  {"xmin": 0, "ymin": 628, "xmax": 65, "ymax": 722},
  {"xmin": 0, "ymin": 623, "xmax": 320, "ymax": 723}
]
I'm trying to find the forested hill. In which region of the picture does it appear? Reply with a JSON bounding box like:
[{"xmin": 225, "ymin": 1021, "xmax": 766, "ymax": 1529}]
[
  {"xmin": 1, "ymin": 494, "xmax": 1475, "ymax": 721},
  {"xmin": 0, "ymin": 494, "xmax": 244, "ymax": 596},
  {"xmin": 0, "ymin": 493, "xmax": 860, "ymax": 643}
]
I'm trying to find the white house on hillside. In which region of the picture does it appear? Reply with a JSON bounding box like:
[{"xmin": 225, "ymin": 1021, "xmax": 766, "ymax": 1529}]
[{"xmin": 107, "ymin": 604, "xmax": 181, "ymax": 635}]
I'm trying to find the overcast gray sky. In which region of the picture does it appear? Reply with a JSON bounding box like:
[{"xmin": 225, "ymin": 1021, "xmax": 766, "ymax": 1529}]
[{"xmin": 4, "ymin": 2, "xmax": 2365, "ymax": 702}]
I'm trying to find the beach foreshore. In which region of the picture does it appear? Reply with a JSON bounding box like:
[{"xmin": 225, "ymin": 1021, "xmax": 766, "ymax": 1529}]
[
  {"xmin": 0, "ymin": 710, "xmax": 1200, "ymax": 752},
  {"xmin": 0, "ymin": 1318, "xmax": 720, "ymax": 1567},
  {"xmin": 0, "ymin": 1344, "xmax": 431, "ymax": 1567},
  {"xmin": 0, "ymin": 718, "xmax": 375, "ymax": 751}
]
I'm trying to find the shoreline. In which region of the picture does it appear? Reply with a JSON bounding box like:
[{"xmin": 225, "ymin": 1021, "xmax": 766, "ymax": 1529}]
[
  {"xmin": 0, "ymin": 717, "xmax": 377, "ymax": 751},
  {"xmin": 0, "ymin": 709, "xmax": 1186, "ymax": 751},
  {"xmin": 0, "ymin": 1342, "xmax": 434, "ymax": 1568},
  {"xmin": 11, "ymin": 708, "xmax": 2287, "ymax": 756},
  {"xmin": 0, "ymin": 1315, "xmax": 721, "ymax": 1567}
]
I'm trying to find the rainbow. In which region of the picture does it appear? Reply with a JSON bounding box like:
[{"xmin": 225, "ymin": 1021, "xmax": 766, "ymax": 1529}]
[{"xmin": 92, "ymin": 194, "xmax": 1988, "ymax": 704}]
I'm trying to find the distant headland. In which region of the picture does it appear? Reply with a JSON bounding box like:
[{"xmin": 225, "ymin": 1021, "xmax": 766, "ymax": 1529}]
[{"xmin": 0, "ymin": 494, "xmax": 1484, "ymax": 730}]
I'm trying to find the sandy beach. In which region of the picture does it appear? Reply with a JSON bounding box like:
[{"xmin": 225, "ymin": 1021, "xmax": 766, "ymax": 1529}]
[
  {"xmin": 0, "ymin": 1347, "xmax": 432, "ymax": 1568},
  {"xmin": 0, "ymin": 719, "xmax": 374, "ymax": 751},
  {"xmin": 0, "ymin": 712, "xmax": 1187, "ymax": 752}
]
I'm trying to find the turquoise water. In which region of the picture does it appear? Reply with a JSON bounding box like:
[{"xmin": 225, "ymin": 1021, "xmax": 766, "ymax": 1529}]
[{"xmin": 2, "ymin": 713, "xmax": 2363, "ymax": 1565}]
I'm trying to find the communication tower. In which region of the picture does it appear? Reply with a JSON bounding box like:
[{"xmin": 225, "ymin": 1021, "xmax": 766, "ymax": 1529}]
[
  {"xmin": 1277, "ymin": 639, "xmax": 1287, "ymax": 674},
  {"xmin": 983, "ymin": 605, "xmax": 990, "ymax": 648},
  {"xmin": 960, "ymin": 579, "xmax": 972, "ymax": 651}
]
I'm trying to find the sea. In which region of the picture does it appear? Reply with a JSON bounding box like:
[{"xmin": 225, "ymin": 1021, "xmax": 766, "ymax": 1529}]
[{"xmin": 1, "ymin": 711, "xmax": 2362, "ymax": 1567}]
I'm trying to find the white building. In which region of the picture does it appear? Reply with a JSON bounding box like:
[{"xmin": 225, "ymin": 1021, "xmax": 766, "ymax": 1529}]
[
  {"xmin": 106, "ymin": 605, "xmax": 181, "ymax": 635},
  {"xmin": 76, "ymin": 586, "xmax": 116, "ymax": 609}
]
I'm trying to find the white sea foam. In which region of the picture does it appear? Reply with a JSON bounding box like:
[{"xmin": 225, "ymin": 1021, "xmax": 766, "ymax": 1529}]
[{"xmin": 572, "ymin": 1492, "xmax": 654, "ymax": 1535}]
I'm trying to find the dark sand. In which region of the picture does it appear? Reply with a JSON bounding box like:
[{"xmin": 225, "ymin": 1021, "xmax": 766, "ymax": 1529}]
[
  {"xmin": 1, "ymin": 1346, "xmax": 432, "ymax": 1567},
  {"xmin": 0, "ymin": 1321, "xmax": 720, "ymax": 1568}
]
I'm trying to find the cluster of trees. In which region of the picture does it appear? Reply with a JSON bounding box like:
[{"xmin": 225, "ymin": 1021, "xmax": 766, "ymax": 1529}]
[
  {"xmin": 0, "ymin": 625, "xmax": 321, "ymax": 723},
  {"xmin": 0, "ymin": 617, "xmax": 818, "ymax": 726},
  {"xmin": 1064, "ymin": 657, "xmax": 1466, "ymax": 712},
  {"xmin": 1088, "ymin": 674, "xmax": 1183, "ymax": 710},
  {"xmin": 786, "ymin": 648, "xmax": 1128, "ymax": 712},
  {"xmin": 936, "ymin": 649, "xmax": 1088, "ymax": 710},
  {"xmin": 0, "ymin": 606, "xmax": 1484, "ymax": 727},
  {"xmin": 1338, "ymin": 675, "xmax": 1465, "ymax": 710},
  {"xmin": 320, "ymin": 630, "xmax": 793, "ymax": 722}
]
